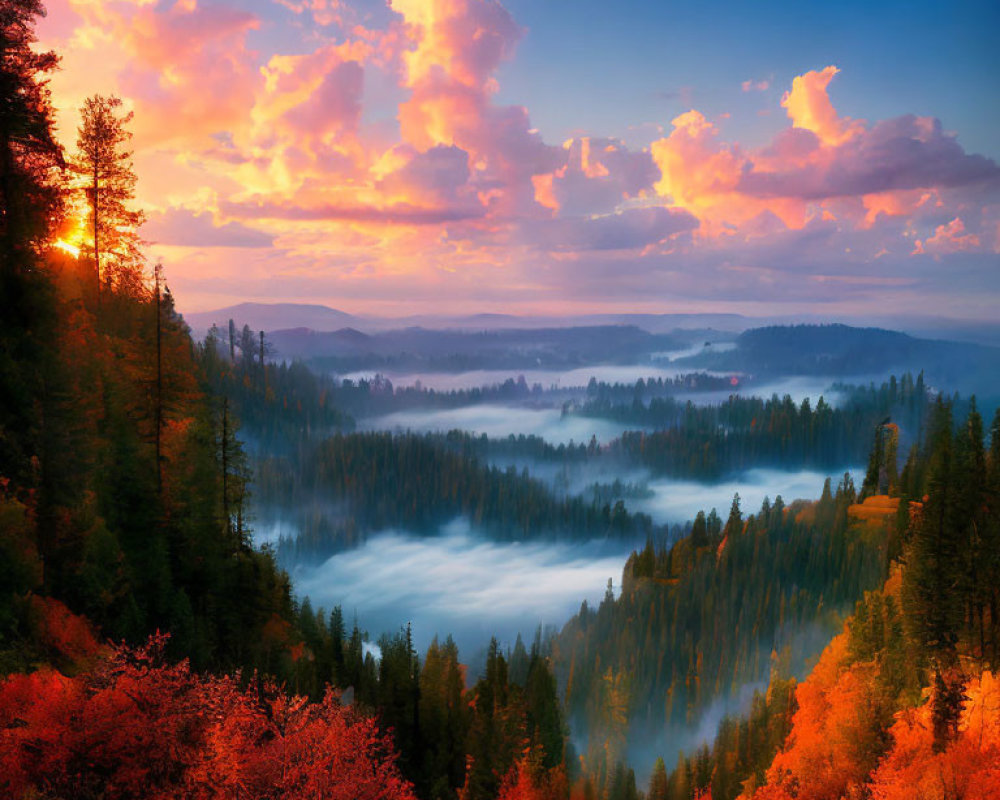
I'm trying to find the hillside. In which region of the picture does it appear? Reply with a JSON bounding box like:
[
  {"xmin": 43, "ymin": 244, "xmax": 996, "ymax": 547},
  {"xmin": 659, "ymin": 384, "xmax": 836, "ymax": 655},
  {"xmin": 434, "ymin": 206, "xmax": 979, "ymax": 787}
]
[
  {"xmin": 651, "ymin": 399, "xmax": 1000, "ymax": 800},
  {"xmin": 682, "ymin": 324, "xmax": 1000, "ymax": 397}
]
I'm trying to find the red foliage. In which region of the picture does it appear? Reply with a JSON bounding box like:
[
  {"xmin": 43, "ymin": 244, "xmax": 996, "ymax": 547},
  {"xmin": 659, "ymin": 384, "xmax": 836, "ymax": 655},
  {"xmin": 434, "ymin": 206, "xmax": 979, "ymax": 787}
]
[
  {"xmin": 27, "ymin": 594, "xmax": 102, "ymax": 669},
  {"xmin": 0, "ymin": 635, "xmax": 417, "ymax": 800}
]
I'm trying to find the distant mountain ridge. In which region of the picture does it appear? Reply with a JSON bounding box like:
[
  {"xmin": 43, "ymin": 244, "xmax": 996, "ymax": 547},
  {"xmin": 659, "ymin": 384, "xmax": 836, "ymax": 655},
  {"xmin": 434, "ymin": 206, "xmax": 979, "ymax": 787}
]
[
  {"xmin": 265, "ymin": 324, "xmax": 691, "ymax": 369},
  {"xmin": 183, "ymin": 302, "xmax": 360, "ymax": 334},
  {"xmin": 179, "ymin": 301, "xmax": 1000, "ymax": 347},
  {"xmin": 180, "ymin": 301, "xmax": 752, "ymax": 336}
]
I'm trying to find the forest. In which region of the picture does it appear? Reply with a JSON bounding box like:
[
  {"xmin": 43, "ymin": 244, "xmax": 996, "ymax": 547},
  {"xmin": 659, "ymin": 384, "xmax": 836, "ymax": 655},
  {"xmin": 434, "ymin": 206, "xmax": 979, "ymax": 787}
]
[{"xmin": 3, "ymin": 2, "xmax": 1000, "ymax": 798}]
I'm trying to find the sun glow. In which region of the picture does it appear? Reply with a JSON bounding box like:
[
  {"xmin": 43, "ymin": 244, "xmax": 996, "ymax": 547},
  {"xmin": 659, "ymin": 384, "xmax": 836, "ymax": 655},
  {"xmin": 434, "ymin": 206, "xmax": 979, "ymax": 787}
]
[{"xmin": 53, "ymin": 239, "xmax": 81, "ymax": 258}]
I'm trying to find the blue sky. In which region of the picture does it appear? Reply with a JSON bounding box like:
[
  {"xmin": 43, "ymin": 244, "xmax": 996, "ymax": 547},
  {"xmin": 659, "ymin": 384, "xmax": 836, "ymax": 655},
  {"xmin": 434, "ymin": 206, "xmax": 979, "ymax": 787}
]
[{"xmin": 496, "ymin": 0, "xmax": 1000, "ymax": 157}]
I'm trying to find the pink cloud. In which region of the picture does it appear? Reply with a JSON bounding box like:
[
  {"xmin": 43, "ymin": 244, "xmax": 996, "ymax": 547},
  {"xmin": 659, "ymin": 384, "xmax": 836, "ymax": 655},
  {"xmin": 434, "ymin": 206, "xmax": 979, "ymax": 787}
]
[
  {"xmin": 114, "ymin": 1, "xmax": 263, "ymax": 147},
  {"xmin": 392, "ymin": 0, "xmax": 561, "ymax": 215},
  {"xmin": 531, "ymin": 137, "xmax": 659, "ymax": 217},
  {"xmin": 741, "ymin": 79, "xmax": 770, "ymax": 92},
  {"xmin": 649, "ymin": 67, "xmax": 1000, "ymax": 241},
  {"xmin": 143, "ymin": 208, "xmax": 274, "ymax": 248},
  {"xmin": 912, "ymin": 217, "xmax": 981, "ymax": 255}
]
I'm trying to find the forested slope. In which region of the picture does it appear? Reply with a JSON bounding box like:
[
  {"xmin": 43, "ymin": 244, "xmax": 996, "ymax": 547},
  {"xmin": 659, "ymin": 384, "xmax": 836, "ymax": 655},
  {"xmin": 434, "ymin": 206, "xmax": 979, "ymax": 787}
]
[
  {"xmin": 649, "ymin": 399, "xmax": 1000, "ymax": 800},
  {"xmin": 552, "ymin": 473, "xmax": 890, "ymax": 797}
]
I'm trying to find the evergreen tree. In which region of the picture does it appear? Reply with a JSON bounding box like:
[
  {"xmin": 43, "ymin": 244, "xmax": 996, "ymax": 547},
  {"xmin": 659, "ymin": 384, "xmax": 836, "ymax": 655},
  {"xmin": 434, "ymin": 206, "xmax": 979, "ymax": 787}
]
[
  {"xmin": 903, "ymin": 399, "xmax": 962, "ymax": 665},
  {"xmin": 71, "ymin": 94, "xmax": 145, "ymax": 300},
  {"xmin": 0, "ymin": 0, "xmax": 63, "ymax": 490},
  {"xmin": 648, "ymin": 757, "xmax": 669, "ymax": 800},
  {"xmin": 0, "ymin": 0, "xmax": 63, "ymax": 267}
]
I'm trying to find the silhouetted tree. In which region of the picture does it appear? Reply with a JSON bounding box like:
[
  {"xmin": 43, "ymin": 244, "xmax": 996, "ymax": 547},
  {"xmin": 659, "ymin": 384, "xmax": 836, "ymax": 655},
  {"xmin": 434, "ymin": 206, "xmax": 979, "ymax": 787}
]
[{"xmin": 71, "ymin": 94, "xmax": 145, "ymax": 300}]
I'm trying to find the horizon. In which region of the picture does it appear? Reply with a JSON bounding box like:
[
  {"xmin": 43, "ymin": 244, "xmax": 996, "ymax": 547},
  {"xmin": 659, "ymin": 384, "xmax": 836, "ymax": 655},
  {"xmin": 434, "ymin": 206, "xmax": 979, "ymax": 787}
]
[{"xmin": 39, "ymin": 0, "xmax": 1000, "ymax": 319}]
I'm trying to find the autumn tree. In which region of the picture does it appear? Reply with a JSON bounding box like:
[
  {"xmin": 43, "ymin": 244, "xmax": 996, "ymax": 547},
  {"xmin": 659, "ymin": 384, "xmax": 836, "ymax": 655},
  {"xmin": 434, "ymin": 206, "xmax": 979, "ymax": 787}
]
[
  {"xmin": 71, "ymin": 94, "xmax": 145, "ymax": 301},
  {"xmin": 0, "ymin": 636, "xmax": 418, "ymax": 799}
]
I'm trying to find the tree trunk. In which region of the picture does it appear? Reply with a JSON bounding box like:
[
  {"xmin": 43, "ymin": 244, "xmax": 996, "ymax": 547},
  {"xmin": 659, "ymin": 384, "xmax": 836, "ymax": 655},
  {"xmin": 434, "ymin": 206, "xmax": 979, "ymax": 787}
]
[{"xmin": 154, "ymin": 265, "xmax": 162, "ymax": 496}]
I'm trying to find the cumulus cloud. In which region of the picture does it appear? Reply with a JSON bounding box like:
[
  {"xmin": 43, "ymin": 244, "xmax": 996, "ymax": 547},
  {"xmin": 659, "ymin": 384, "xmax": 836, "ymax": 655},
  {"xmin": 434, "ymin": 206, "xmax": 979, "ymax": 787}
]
[
  {"xmin": 740, "ymin": 115, "xmax": 1000, "ymax": 200},
  {"xmin": 912, "ymin": 217, "xmax": 981, "ymax": 256},
  {"xmin": 143, "ymin": 208, "xmax": 274, "ymax": 248},
  {"xmin": 522, "ymin": 206, "xmax": 697, "ymax": 252},
  {"xmin": 781, "ymin": 65, "xmax": 863, "ymax": 146},
  {"xmin": 531, "ymin": 137, "xmax": 660, "ymax": 217}
]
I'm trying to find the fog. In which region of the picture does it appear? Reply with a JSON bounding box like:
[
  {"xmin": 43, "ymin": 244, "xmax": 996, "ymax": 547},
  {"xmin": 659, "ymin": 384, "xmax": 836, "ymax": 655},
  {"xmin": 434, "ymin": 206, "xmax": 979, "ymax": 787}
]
[
  {"xmin": 635, "ymin": 467, "xmax": 865, "ymax": 524},
  {"xmin": 363, "ymin": 404, "xmax": 630, "ymax": 446},
  {"xmin": 340, "ymin": 367, "xmax": 889, "ymax": 411},
  {"xmin": 623, "ymin": 621, "xmax": 843, "ymax": 784},
  {"xmin": 288, "ymin": 519, "xmax": 632, "ymax": 657},
  {"xmin": 340, "ymin": 364, "xmax": 733, "ymax": 392},
  {"xmin": 650, "ymin": 340, "xmax": 737, "ymax": 362},
  {"xmin": 680, "ymin": 373, "xmax": 888, "ymax": 407}
]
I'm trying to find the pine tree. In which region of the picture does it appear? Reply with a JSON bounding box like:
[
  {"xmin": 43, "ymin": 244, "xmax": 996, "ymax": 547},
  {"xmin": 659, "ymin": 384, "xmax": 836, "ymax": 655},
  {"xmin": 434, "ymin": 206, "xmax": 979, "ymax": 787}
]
[
  {"xmin": 903, "ymin": 399, "xmax": 962, "ymax": 663},
  {"xmin": 648, "ymin": 756, "xmax": 669, "ymax": 800},
  {"xmin": 954, "ymin": 400, "xmax": 987, "ymax": 663},
  {"xmin": 71, "ymin": 95, "xmax": 145, "ymax": 301},
  {"xmin": 0, "ymin": 0, "xmax": 63, "ymax": 488},
  {"xmin": 0, "ymin": 0, "xmax": 63, "ymax": 269}
]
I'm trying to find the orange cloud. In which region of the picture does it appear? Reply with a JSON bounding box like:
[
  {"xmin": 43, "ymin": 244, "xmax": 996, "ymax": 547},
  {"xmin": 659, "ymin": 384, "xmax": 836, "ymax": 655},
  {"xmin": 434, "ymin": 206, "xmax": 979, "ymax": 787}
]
[
  {"xmin": 781, "ymin": 66, "xmax": 864, "ymax": 146},
  {"xmin": 862, "ymin": 190, "xmax": 934, "ymax": 227},
  {"xmin": 650, "ymin": 111, "xmax": 807, "ymax": 231}
]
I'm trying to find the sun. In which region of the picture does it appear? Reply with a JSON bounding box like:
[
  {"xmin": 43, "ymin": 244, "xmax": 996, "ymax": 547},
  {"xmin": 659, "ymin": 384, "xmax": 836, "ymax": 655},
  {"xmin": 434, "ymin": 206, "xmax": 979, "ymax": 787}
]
[{"xmin": 53, "ymin": 239, "xmax": 82, "ymax": 258}]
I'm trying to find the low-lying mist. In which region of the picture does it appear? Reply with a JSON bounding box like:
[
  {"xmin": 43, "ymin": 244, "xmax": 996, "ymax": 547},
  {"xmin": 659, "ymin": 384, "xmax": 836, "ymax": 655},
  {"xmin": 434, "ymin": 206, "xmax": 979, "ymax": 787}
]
[
  {"xmin": 635, "ymin": 467, "xmax": 864, "ymax": 525},
  {"xmin": 363, "ymin": 404, "xmax": 629, "ymax": 446},
  {"xmin": 288, "ymin": 519, "xmax": 634, "ymax": 658},
  {"xmin": 623, "ymin": 620, "xmax": 842, "ymax": 784},
  {"xmin": 340, "ymin": 363, "xmax": 733, "ymax": 392}
]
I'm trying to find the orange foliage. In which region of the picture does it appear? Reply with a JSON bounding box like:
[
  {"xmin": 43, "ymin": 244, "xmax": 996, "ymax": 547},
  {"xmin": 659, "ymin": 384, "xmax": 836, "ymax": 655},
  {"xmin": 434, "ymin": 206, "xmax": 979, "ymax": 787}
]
[
  {"xmin": 742, "ymin": 633, "xmax": 883, "ymax": 799},
  {"xmin": 497, "ymin": 753, "xmax": 569, "ymax": 800},
  {"xmin": 0, "ymin": 636, "xmax": 416, "ymax": 800},
  {"xmin": 869, "ymin": 672, "xmax": 1000, "ymax": 800},
  {"xmin": 848, "ymin": 494, "xmax": 899, "ymax": 522},
  {"xmin": 743, "ymin": 600, "xmax": 1000, "ymax": 800}
]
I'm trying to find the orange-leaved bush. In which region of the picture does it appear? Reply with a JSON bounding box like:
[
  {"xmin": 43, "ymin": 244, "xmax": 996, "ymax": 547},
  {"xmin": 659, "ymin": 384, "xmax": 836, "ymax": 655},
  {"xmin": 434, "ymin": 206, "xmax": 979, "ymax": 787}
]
[
  {"xmin": 868, "ymin": 671, "xmax": 1000, "ymax": 800},
  {"xmin": 0, "ymin": 634, "xmax": 416, "ymax": 800}
]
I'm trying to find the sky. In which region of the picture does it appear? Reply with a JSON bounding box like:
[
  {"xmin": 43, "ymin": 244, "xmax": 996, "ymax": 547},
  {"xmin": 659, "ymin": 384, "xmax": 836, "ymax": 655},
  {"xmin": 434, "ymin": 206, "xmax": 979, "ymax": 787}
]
[{"xmin": 38, "ymin": 0, "xmax": 1000, "ymax": 319}]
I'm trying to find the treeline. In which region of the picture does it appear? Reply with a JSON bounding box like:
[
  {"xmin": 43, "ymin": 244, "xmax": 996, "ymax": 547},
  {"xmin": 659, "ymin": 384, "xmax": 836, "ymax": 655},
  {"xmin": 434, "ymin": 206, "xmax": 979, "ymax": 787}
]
[
  {"xmin": 656, "ymin": 397, "xmax": 1000, "ymax": 800},
  {"xmin": 580, "ymin": 372, "xmax": 745, "ymax": 405},
  {"xmin": 551, "ymin": 474, "xmax": 890, "ymax": 799},
  {"xmin": 256, "ymin": 431, "xmax": 654, "ymax": 560},
  {"xmin": 285, "ymin": 605, "xmax": 571, "ymax": 800},
  {"xmin": 329, "ymin": 373, "xmax": 551, "ymax": 417},
  {"xmin": 197, "ymin": 320, "xmax": 354, "ymax": 453},
  {"xmin": 584, "ymin": 374, "xmax": 931, "ymax": 480},
  {"xmin": 324, "ymin": 371, "xmax": 734, "ymax": 419}
]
